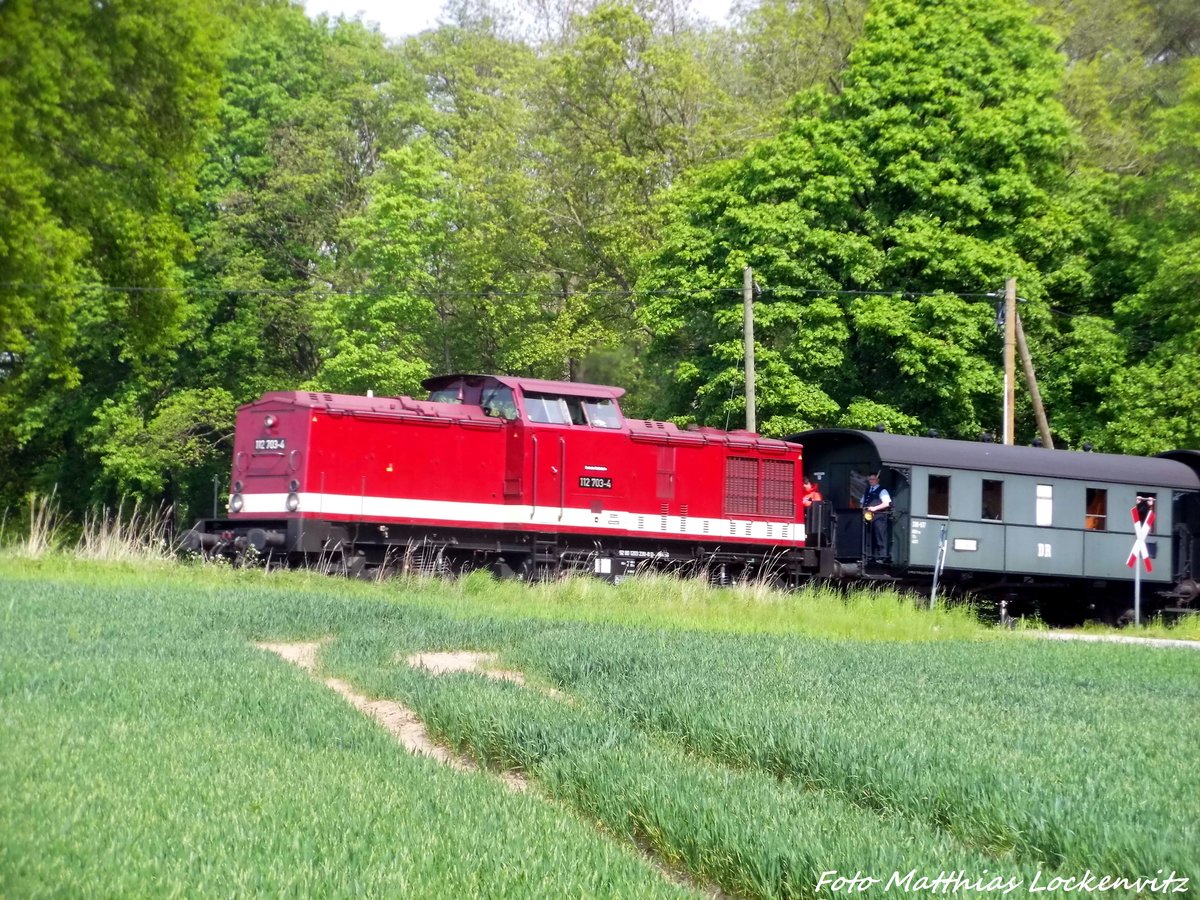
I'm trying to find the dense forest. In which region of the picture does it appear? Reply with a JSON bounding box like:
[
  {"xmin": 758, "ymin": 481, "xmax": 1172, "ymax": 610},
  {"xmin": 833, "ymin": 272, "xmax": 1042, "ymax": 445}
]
[{"xmin": 1, "ymin": 0, "xmax": 1197, "ymax": 521}]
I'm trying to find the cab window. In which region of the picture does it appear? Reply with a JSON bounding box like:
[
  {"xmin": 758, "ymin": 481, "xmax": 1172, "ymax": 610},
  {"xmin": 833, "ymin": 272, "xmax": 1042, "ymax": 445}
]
[
  {"xmin": 525, "ymin": 393, "xmax": 570, "ymax": 424},
  {"xmin": 428, "ymin": 383, "xmax": 463, "ymax": 403},
  {"xmin": 564, "ymin": 397, "xmax": 588, "ymax": 426},
  {"xmin": 584, "ymin": 398, "xmax": 622, "ymax": 428},
  {"xmin": 480, "ymin": 385, "xmax": 518, "ymax": 420}
]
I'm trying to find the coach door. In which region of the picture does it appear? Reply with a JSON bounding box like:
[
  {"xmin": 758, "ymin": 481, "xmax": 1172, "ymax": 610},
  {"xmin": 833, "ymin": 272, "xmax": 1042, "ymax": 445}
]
[
  {"xmin": 523, "ymin": 393, "xmax": 571, "ymax": 523},
  {"xmin": 887, "ymin": 471, "xmax": 910, "ymax": 569},
  {"xmin": 1175, "ymin": 490, "xmax": 1200, "ymax": 594},
  {"xmin": 818, "ymin": 462, "xmax": 874, "ymax": 562}
]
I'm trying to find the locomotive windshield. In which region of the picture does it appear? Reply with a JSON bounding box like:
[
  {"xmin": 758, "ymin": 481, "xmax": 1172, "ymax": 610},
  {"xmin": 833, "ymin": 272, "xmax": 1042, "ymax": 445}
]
[{"xmin": 480, "ymin": 384, "xmax": 518, "ymax": 420}]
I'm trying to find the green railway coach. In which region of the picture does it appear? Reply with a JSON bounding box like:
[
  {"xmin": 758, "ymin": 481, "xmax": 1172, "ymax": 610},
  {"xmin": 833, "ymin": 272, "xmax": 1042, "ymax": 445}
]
[{"xmin": 790, "ymin": 429, "xmax": 1200, "ymax": 621}]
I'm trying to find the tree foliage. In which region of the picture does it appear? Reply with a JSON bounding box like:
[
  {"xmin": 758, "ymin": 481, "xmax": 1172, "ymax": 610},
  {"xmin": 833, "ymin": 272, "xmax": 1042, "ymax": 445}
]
[
  {"xmin": 0, "ymin": 0, "xmax": 223, "ymax": 507},
  {"xmin": 639, "ymin": 0, "xmax": 1112, "ymax": 439},
  {"xmin": 1, "ymin": 0, "xmax": 1196, "ymax": 521},
  {"xmin": 1101, "ymin": 59, "xmax": 1200, "ymax": 453}
]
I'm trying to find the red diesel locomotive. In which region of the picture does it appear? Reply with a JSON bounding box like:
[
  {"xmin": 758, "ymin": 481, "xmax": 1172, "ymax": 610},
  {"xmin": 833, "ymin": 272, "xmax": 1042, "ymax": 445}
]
[{"xmin": 184, "ymin": 374, "xmax": 835, "ymax": 581}]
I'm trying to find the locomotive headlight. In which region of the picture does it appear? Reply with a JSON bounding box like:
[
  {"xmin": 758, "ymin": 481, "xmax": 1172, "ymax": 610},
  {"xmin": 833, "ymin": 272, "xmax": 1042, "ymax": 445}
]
[
  {"xmin": 286, "ymin": 492, "xmax": 300, "ymax": 512},
  {"xmin": 264, "ymin": 415, "xmax": 277, "ymax": 428},
  {"xmin": 234, "ymin": 480, "xmax": 244, "ymax": 493},
  {"xmin": 230, "ymin": 493, "xmax": 245, "ymax": 514},
  {"xmin": 288, "ymin": 479, "xmax": 301, "ymax": 492}
]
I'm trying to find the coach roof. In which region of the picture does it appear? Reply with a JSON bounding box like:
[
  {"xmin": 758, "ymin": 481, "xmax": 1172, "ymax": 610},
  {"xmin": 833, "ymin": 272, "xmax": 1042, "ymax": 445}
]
[{"xmin": 788, "ymin": 429, "xmax": 1200, "ymax": 490}]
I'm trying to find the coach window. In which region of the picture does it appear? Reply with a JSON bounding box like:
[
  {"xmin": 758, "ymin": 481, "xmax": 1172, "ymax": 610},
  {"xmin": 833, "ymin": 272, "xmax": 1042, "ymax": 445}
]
[
  {"xmin": 1036, "ymin": 484, "xmax": 1053, "ymax": 526},
  {"xmin": 1136, "ymin": 491, "xmax": 1157, "ymax": 533},
  {"xmin": 928, "ymin": 474, "xmax": 950, "ymax": 517},
  {"xmin": 1085, "ymin": 488, "xmax": 1107, "ymax": 531},
  {"xmin": 981, "ymin": 480, "xmax": 1003, "ymax": 521}
]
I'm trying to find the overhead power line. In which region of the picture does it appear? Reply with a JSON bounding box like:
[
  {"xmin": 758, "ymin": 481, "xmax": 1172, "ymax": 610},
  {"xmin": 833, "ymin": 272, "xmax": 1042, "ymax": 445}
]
[{"xmin": 0, "ymin": 280, "xmax": 1025, "ymax": 302}]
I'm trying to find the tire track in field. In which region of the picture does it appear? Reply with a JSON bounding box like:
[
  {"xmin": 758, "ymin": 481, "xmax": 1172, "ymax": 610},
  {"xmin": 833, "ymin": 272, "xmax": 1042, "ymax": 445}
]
[
  {"xmin": 1025, "ymin": 631, "xmax": 1200, "ymax": 650},
  {"xmin": 255, "ymin": 641, "xmax": 723, "ymax": 898},
  {"xmin": 256, "ymin": 641, "xmax": 525, "ymax": 788},
  {"xmin": 402, "ymin": 648, "xmax": 727, "ymax": 900},
  {"xmin": 405, "ymin": 650, "xmax": 571, "ymax": 702}
]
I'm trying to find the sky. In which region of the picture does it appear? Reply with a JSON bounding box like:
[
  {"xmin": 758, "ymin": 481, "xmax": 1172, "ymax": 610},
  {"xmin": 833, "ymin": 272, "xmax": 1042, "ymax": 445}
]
[{"xmin": 303, "ymin": 0, "xmax": 734, "ymax": 39}]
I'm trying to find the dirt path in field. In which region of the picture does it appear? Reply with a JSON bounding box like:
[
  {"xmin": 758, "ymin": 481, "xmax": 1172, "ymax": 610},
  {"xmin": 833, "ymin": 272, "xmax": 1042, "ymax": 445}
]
[
  {"xmin": 255, "ymin": 641, "xmax": 525, "ymax": 788},
  {"xmin": 1025, "ymin": 631, "xmax": 1200, "ymax": 650},
  {"xmin": 258, "ymin": 641, "xmax": 724, "ymax": 898},
  {"xmin": 405, "ymin": 650, "xmax": 569, "ymax": 701}
]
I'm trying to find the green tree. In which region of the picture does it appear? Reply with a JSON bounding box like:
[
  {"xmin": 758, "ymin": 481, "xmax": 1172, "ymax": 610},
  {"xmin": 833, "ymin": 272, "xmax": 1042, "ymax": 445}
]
[
  {"xmin": 397, "ymin": 2, "xmax": 737, "ymax": 388},
  {"xmin": 400, "ymin": 15, "xmax": 558, "ymax": 377},
  {"xmin": 0, "ymin": 0, "xmax": 223, "ymax": 507},
  {"xmin": 639, "ymin": 0, "xmax": 1108, "ymax": 438},
  {"xmin": 153, "ymin": 7, "xmax": 429, "ymax": 512},
  {"xmin": 88, "ymin": 388, "xmax": 237, "ymax": 503},
  {"xmin": 1032, "ymin": 0, "xmax": 1200, "ymax": 173},
  {"xmin": 310, "ymin": 142, "xmax": 442, "ymax": 396},
  {"xmin": 1101, "ymin": 59, "xmax": 1200, "ymax": 453},
  {"xmin": 184, "ymin": 6, "xmax": 426, "ymax": 400},
  {"xmin": 521, "ymin": 1, "xmax": 740, "ymax": 380},
  {"xmin": 727, "ymin": 0, "xmax": 867, "ymax": 121}
]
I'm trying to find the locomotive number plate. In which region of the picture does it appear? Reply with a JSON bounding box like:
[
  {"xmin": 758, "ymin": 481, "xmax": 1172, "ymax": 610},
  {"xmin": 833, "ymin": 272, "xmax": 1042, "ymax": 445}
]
[
  {"xmin": 255, "ymin": 438, "xmax": 287, "ymax": 451},
  {"xmin": 579, "ymin": 476, "xmax": 613, "ymax": 489}
]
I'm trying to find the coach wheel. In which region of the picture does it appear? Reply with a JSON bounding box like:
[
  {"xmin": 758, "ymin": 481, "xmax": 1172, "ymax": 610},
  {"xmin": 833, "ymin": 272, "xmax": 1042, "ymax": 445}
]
[{"xmin": 1176, "ymin": 579, "xmax": 1199, "ymax": 606}]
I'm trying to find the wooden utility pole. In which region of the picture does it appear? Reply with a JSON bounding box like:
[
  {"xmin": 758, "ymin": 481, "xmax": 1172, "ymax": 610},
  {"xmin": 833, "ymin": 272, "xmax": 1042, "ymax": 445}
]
[
  {"xmin": 1003, "ymin": 278, "xmax": 1016, "ymax": 445},
  {"xmin": 1015, "ymin": 311, "xmax": 1054, "ymax": 449},
  {"xmin": 743, "ymin": 266, "xmax": 756, "ymax": 433}
]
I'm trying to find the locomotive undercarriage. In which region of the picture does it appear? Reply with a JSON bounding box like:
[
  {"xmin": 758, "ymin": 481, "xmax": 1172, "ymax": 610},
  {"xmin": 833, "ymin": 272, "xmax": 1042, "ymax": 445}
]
[{"xmin": 182, "ymin": 516, "xmax": 836, "ymax": 585}]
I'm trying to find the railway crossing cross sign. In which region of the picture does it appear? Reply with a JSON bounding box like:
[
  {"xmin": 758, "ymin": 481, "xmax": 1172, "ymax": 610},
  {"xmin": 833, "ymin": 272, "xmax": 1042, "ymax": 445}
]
[
  {"xmin": 1126, "ymin": 504, "xmax": 1155, "ymax": 573},
  {"xmin": 1127, "ymin": 501, "xmax": 1156, "ymax": 627}
]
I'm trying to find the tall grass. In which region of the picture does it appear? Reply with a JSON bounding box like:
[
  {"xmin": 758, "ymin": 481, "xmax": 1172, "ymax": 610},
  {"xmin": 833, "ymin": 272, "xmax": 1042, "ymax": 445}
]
[
  {"xmin": 0, "ymin": 491, "xmax": 64, "ymax": 558},
  {"xmin": 0, "ymin": 494, "xmax": 175, "ymax": 564},
  {"xmin": 410, "ymin": 569, "xmax": 988, "ymax": 641},
  {"xmin": 76, "ymin": 500, "xmax": 174, "ymax": 562}
]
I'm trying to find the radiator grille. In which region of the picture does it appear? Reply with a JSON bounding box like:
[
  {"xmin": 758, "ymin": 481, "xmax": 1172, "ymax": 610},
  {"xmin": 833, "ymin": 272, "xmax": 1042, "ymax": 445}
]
[
  {"xmin": 724, "ymin": 457, "xmax": 759, "ymax": 516},
  {"xmin": 762, "ymin": 459, "xmax": 796, "ymax": 517},
  {"xmin": 724, "ymin": 456, "xmax": 796, "ymax": 518}
]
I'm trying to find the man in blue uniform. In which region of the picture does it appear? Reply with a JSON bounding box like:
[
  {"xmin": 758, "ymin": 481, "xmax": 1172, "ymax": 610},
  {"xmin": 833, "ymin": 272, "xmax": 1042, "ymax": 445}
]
[{"xmin": 861, "ymin": 472, "xmax": 891, "ymax": 563}]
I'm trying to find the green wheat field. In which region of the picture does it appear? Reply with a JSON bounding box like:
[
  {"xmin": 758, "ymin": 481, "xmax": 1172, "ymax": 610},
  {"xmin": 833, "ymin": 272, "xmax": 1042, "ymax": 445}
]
[{"xmin": 2, "ymin": 557, "xmax": 1197, "ymax": 898}]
